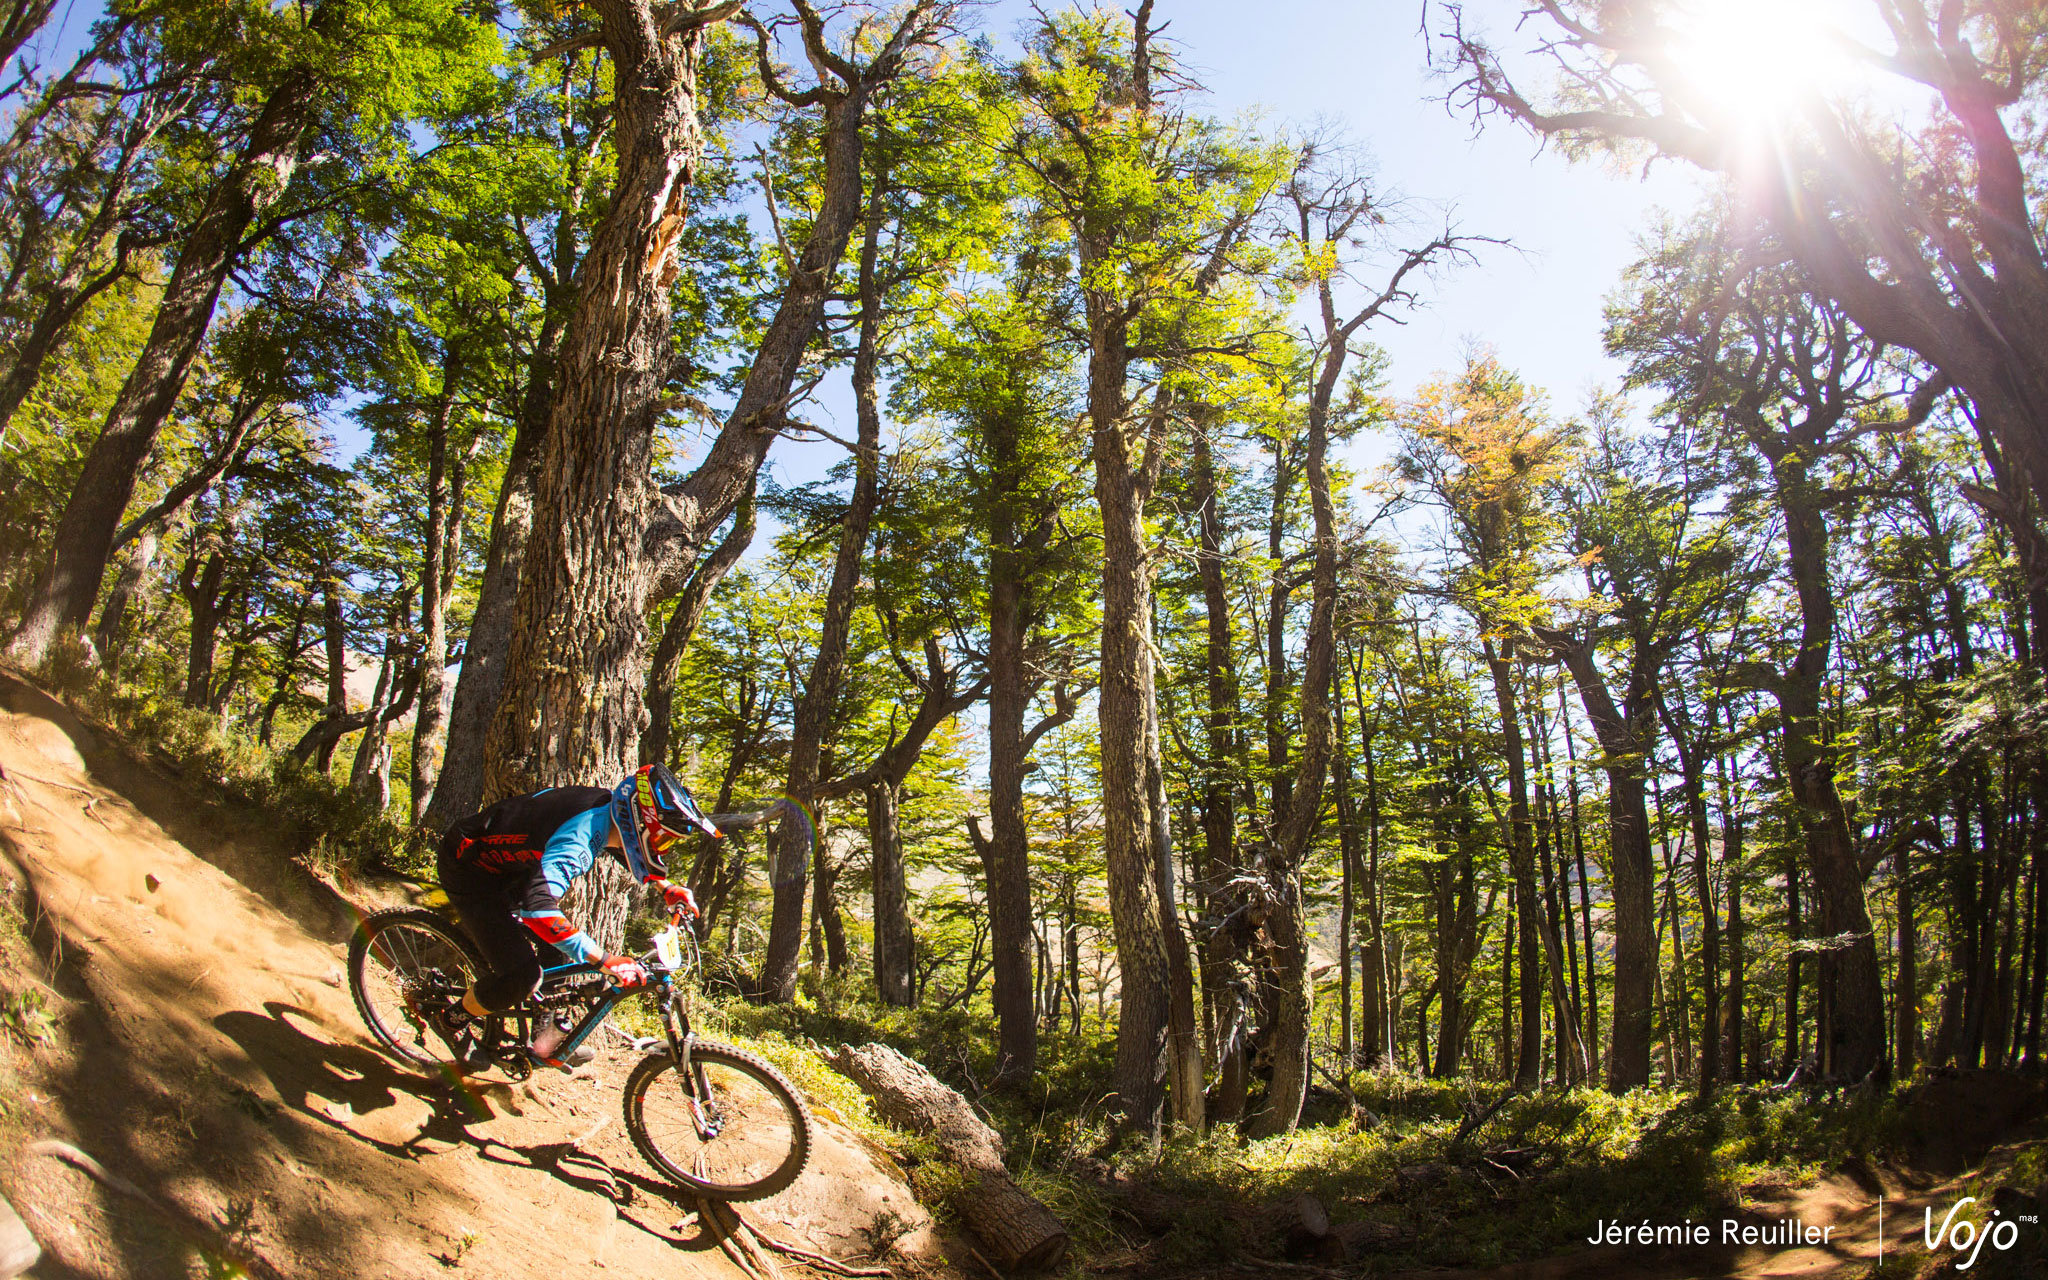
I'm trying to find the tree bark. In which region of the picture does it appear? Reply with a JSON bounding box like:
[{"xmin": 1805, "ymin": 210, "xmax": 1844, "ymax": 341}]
[
  {"xmin": 984, "ymin": 544, "xmax": 1036, "ymax": 1077},
  {"xmin": 479, "ymin": 0, "xmax": 729, "ymax": 815},
  {"xmin": 827, "ymin": 1043, "xmax": 1068, "ymax": 1271},
  {"xmin": 1766, "ymin": 450, "xmax": 1886, "ymax": 1080},
  {"xmin": 480, "ymin": 6, "xmax": 944, "ymax": 939},
  {"xmin": 1190, "ymin": 425, "xmax": 1251, "ymax": 1119},
  {"xmin": 1537, "ymin": 628, "xmax": 1657, "ymax": 1090},
  {"xmin": 425, "ymin": 296, "xmax": 564, "ymax": 830}
]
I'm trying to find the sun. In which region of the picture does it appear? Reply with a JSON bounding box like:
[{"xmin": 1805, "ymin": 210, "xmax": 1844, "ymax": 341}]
[{"xmin": 1660, "ymin": 0, "xmax": 1862, "ymax": 130}]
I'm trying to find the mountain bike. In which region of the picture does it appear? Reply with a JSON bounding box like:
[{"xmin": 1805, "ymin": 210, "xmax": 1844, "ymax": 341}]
[{"xmin": 346, "ymin": 904, "xmax": 811, "ymax": 1201}]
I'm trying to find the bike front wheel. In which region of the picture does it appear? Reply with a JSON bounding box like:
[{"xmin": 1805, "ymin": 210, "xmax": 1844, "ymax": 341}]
[
  {"xmin": 348, "ymin": 906, "xmax": 484, "ymax": 1070},
  {"xmin": 623, "ymin": 1041, "xmax": 812, "ymax": 1201}
]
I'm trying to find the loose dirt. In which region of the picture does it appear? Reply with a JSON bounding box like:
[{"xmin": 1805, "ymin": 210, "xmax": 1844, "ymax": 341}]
[{"xmin": 0, "ymin": 671, "xmax": 950, "ymax": 1280}]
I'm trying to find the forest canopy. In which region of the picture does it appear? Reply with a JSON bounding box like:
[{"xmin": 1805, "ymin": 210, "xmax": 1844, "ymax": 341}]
[{"xmin": 2, "ymin": 0, "xmax": 2044, "ymax": 1152}]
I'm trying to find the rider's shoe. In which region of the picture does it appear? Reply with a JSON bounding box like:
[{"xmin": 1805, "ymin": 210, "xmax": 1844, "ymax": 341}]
[
  {"xmin": 529, "ymin": 1022, "xmax": 597, "ymax": 1072},
  {"xmin": 425, "ymin": 1004, "xmax": 490, "ymax": 1073}
]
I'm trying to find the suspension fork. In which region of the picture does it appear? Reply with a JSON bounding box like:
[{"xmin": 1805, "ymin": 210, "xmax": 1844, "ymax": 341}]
[{"xmin": 657, "ymin": 982, "xmax": 720, "ymax": 1139}]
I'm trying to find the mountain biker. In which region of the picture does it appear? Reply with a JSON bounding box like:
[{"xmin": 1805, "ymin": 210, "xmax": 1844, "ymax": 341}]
[{"xmin": 427, "ymin": 763, "xmax": 721, "ymax": 1072}]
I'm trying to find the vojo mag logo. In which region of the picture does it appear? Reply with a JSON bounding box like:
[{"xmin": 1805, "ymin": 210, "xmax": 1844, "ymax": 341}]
[{"xmin": 1921, "ymin": 1197, "xmax": 2030, "ymax": 1271}]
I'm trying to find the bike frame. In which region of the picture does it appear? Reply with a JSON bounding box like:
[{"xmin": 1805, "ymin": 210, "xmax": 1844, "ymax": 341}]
[{"xmin": 512, "ymin": 913, "xmax": 708, "ymax": 1116}]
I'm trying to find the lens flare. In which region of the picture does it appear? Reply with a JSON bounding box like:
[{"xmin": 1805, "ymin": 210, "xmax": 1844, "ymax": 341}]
[{"xmin": 1660, "ymin": 0, "xmax": 1860, "ymax": 131}]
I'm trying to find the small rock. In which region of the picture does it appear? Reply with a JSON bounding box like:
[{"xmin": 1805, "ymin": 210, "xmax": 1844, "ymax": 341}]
[
  {"xmin": 145, "ymin": 874, "xmax": 160, "ymax": 893},
  {"xmin": 0, "ymin": 1191, "xmax": 41, "ymax": 1279}
]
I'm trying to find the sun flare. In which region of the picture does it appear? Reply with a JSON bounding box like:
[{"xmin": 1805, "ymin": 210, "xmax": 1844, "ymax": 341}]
[{"xmin": 1662, "ymin": 0, "xmax": 1861, "ymax": 128}]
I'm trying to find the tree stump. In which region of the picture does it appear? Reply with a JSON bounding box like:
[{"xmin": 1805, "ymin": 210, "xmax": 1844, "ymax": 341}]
[{"xmin": 828, "ymin": 1043, "xmax": 1068, "ymax": 1272}]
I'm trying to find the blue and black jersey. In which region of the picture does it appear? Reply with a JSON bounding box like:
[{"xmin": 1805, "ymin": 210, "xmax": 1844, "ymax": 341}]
[{"xmin": 441, "ymin": 786, "xmax": 616, "ymax": 967}]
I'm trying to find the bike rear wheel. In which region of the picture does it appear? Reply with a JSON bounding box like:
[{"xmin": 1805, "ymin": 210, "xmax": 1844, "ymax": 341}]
[
  {"xmin": 348, "ymin": 907, "xmax": 484, "ymax": 1070},
  {"xmin": 623, "ymin": 1041, "xmax": 812, "ymax": 1201}
]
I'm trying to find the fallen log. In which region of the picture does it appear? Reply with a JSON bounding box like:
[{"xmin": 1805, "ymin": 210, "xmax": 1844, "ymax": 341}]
[{"xmin": 827, "ymin": 1043, "xmax": 1069, "ymax": 1272}]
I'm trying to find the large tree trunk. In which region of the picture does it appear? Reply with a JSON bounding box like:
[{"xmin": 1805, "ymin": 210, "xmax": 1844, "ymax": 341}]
[
  {"xmin": 480, "ymin": 10, "xmax": 935, "ymax": 959},
  {"xmin": 828, "ymin": 1043, "xmax": 1068, "ymax": 1270},
  {"xmin": 1094, "ymin": 407, "xmax": 1174, "ymax": 1135},
  {"xmin": 984, "ymin": 520, "xmax": 1037, "ymax": 1080},
  {"xmin": 409, "ymin": 345, "xmax": 464, "ymax": 822},
  {"xmin": 868, "ymin": 778, "xmax": 912, "ymax": 1006},
  {"xmin": 1539, "ymin": 630, "xmax": 1657, "ymax": 1090},
  {"xmin": 1483, "ymin": 639, "xmax": 1545, "ymax": 1088},
  {"xmin": 479, "ymin": 0, "xmax": 728, "ymax": 826},
  {"xmin": 1769, "ymin": 453, "xmax": 1885, "ymax": 1080},
  {"xmin": 6, "ymin": 34, "xmax": 329, "ymax": 665},
  {"xmin": 1191, "ymin": 428, "xmax": 1250, "ymax": 1121},
  {"xmin": 757, "ymin": 185, "xmax": 888, "ymax": 1002}
]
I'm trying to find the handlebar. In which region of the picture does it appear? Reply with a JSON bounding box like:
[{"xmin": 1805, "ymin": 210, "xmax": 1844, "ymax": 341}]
[{"xmin": 630, "ymin": 908, "xmax": 699, "ymax": 973}]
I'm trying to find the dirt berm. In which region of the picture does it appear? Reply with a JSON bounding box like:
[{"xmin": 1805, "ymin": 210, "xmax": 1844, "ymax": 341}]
[{"xmin": 0, "ymin": 670, "xmax": 951, "ymax": 1279}]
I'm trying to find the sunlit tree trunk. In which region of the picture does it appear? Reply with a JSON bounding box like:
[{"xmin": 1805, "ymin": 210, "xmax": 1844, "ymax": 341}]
[{"xmin": 427, "ymin": 297, "xmax": 566, "ymax": 830}]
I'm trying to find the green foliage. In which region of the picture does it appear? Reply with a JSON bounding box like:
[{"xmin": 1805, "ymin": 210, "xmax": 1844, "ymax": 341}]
[{"xmin": 0, "ymin": 987, "xmax": 54, "ymax": 1048}]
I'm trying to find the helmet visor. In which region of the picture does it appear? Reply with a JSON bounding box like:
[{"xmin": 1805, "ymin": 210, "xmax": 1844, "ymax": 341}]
[{"xmin": 648, "ymin": 764, "xmax": 722, "ymax": 840}]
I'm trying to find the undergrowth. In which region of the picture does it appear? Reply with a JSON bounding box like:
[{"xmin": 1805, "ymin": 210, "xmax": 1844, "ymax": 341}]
[{"xmin": 698, "ymin": 982, "xmax": 1953, "ymax": 1272}]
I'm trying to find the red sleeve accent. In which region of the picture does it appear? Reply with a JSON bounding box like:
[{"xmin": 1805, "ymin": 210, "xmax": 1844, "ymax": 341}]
[{"xmin": 519, "ymin": 912, "xmax": 578, "ymax": 945}]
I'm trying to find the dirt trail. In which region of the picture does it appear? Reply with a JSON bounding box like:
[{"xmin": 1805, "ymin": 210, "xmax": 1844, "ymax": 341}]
[{"xmin": 0, "ymin": 672, "xmax": 946, "ymax": 1279}]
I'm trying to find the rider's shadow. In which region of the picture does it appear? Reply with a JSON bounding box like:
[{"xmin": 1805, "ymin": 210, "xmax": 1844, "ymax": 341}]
[
  {"xmin": 216, "ymin": 1002, "xmax": 725, "ymax": 1256},
  {"xmin": 211, "ymin": 1002, "xmax": 486, "ymax": 1158}
]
